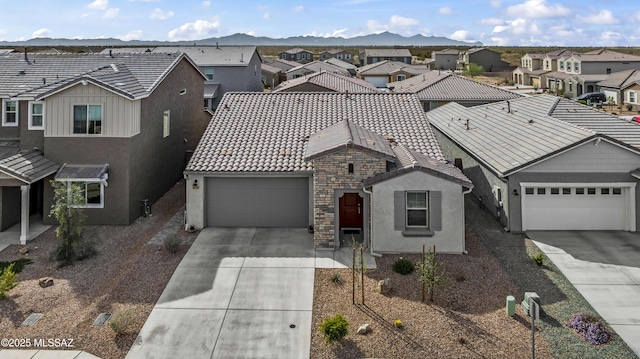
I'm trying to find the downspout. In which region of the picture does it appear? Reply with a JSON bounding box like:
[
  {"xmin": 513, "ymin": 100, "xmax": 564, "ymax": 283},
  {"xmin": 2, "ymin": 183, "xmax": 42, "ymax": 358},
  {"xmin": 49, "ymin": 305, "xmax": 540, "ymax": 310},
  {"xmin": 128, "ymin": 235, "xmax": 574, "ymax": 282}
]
[
  {"xmin": 462, "ymin": 186, "xmax": 473, "ymax": 255},
  {"xmin": 362, "ymin": 183, "xmax": 382, "ymax": 257}
]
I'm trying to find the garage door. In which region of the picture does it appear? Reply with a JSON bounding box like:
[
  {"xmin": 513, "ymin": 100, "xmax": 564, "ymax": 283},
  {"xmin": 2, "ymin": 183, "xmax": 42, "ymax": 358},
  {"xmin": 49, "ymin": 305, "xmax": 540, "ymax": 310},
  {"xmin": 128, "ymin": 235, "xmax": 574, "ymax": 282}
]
[
  {"xmin": 522, "ymin": 185, "xmax": 628, "ymax": 230},
  {"xmin": 206, "ymin": 177, "xmax": 309, "ymax": 227}
]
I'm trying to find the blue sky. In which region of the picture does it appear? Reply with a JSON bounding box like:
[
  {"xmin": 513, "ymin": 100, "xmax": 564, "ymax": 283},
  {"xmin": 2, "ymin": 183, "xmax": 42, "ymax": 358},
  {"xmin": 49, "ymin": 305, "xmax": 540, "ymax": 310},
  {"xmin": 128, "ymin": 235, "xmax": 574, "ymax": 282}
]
[{"xmin": 1, "ymin": 0, "xmax": 638, "ymax": 46}]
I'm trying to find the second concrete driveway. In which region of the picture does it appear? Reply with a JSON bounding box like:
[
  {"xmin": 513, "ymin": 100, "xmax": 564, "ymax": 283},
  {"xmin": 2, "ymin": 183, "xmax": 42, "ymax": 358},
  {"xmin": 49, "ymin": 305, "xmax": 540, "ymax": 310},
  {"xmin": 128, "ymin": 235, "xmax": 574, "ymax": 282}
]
[
  {"xmin": 528, "ymin": 231, "xmax": 640, "ymax": 358},
  {"xmin": 127, "ymin": 227, "xmax": 375, "ymax": 359}
]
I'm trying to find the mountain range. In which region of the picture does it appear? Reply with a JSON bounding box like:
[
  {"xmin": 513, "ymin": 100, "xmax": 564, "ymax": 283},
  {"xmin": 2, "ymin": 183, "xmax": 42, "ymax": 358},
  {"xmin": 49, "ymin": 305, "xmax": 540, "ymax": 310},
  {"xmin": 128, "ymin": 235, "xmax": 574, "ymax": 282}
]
[{"xmin": 0, "ymin": 31, "xmax": 482, "ymax": 47}]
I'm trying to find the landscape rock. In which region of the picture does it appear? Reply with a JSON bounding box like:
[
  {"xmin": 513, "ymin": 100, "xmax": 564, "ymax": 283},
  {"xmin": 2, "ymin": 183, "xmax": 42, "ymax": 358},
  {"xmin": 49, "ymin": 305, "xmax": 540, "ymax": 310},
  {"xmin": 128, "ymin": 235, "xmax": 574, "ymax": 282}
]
[
  {"xmin": 19, "ymin": 246, "xmax": 29, "ymax": 254},
  {"xmin": 38, "ymin": 277, "xmax": 54, "ymax": 288},
  {"xmin": 357, "ymin": 323, "xmax": 371, "ymax": 335},
  {"xmin": 378, "ymin": 278, "xmax": 391, "ymax": 294}
]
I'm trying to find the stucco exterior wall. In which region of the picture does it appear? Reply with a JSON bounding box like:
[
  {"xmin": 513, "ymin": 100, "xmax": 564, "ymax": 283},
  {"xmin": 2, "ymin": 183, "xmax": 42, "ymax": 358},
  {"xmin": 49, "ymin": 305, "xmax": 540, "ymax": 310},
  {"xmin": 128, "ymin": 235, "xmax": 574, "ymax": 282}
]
[
  {"xmin": 208, "ymin": 52, "xmax": 263, "ymax": 109},
  {"xmin": 310, "ymin": 147, "xmax": 386, "ymax": 248},
  {"xmin": 371, "ymin": 171, "xmax": 465, "ymax": 254}
]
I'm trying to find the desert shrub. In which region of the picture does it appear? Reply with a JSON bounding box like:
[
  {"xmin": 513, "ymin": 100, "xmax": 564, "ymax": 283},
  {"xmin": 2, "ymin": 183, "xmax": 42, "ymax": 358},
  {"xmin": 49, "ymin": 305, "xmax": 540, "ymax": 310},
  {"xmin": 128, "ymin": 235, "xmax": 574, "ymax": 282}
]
[
  {"xmin": 319, "ymin": 314, "xmax": 348, "ymax": 344},
  {"xmin": 163, "ymin": 233, "xmax": 181, "ymax": 253},
  {"xmin": 533, "ymin": 252, "xmax": 544, "ymax": 266},
  {"xmin": 392, "ymin": 258, "xmax": 414, "ymax": 275},
  {"xmin": 567, "ymin": 313, "xmax": 611, "ymax": 345},
  {"xmin": 0, "ymin": 258, "xmax": 32, "ymax": 273},
  {"xmin": 109, "ymin": 307, "xmax": 137, "ymax": 335},
  {"xmin": 0, "ymin": 263, "xmax": 19, "ymax": 300},
  {"xmin": 330, "ymin": 272, "xmax": 343, "ymax": 285}
]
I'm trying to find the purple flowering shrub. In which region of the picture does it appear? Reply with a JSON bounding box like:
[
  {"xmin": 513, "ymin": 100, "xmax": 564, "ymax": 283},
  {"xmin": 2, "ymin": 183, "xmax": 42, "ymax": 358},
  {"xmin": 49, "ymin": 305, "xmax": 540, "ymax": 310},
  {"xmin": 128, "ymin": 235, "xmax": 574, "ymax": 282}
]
[{"xmin": 567, "ymin": 313, "xmax": 611, "ymax": 345}]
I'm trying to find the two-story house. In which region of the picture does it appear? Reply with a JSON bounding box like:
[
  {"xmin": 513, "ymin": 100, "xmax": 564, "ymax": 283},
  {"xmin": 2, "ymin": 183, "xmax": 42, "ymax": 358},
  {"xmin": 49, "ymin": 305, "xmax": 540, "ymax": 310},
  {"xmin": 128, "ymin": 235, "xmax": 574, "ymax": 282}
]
[
  {"xmin": 319, "ymin": 49, "xmax": 353, "ymax": 63},
  {"xmin": 278, "ymin": 48, "xmax": 314, "ymax": 64},
  {"xmin": 561, "ymin": 50, "xmax": 640, "ymax": 97},
  {"xmin": 152, "ymin": 46, "xmax": 263, "ymax": 110},
  {"xmin": 456, "ymin": 47, "xmax": 511, "ymax": 72},
  {"xmin": 0, "ymin": 51, "xmax": 210, "ymax": 243},
  {"xmin": 359, "ymin": 49, "xmax": 412, "ymax": 66},
  {"xmin": 357, "ymin": 60, "xmax": 429, "ymax": 88},
  {"xmin": 432, "ymin": 49, "xmax": 460, "ymax": 71},
  {"xmin": 512, "ymin": 49, "xmax": 572, "ymax": 88}
]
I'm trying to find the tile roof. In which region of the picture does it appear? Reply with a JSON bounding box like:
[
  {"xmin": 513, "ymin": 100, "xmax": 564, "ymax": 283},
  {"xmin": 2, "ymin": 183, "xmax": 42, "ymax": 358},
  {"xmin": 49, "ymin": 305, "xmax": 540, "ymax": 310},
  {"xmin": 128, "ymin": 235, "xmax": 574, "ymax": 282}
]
[
  {"xmin": 0, "ymin": 52, "xmax": 198, "ymax": 100},
  {"xmin": 99, "ymin": 47, "xmax": 153, "ymax": 54},
  {"xmin": 427, "ymin": 95, "xmax": 597, "ymax": 176},
  {"xmin": 287, "ymin": 60, "xmax": 350, "ymax": 76},
  {"xmin": 358, "ymin": 61, "xmax": 429, "ymax": 76},
  {"xmin": 273, "ymin": 71, "xmax": 378, "ymax": 93},
  {"xmin": 268, "ymin": 59, "xmax": 301, "ymax": 71},
  {"xmin": 363, "ymin": 144, "xmax": 472, "ymax": 188},
  {"xmin": 55, "ymin": 163, "xmax": 109, "ymax": 181},
  {"xmin": 282, "ymin": 48, "xmax": 311, "ymax": 54},
  {"xmin": 261, "ymin": 63, "xmax": 282, "ymax": 74},
  {"xmin": 0, "ymin": 149, "xmax": 59, "ymax": 184},
  {"xmin": 598, "ymin": 69, "xmax": 640, "ymax": 89},
  {"xmin": 389, "ymin": 71, "xmax": 522, "ymax": 101},
  {"xmin": 304, "ymin": 120, "xmax": 396, "ymax": 161},
  {"xmin": 545, "ymin": 71, "xmax": 572, "ymax": 80},
  {"xmin": 324, "ymin": 58, "xmax": 357, "ymax": 70},
  {"xmin": 186, "ymin": 92, "xmax": 444, "ymax": 173},
  {"xmin": 569, "ymin": 49, "xmax": 640, "ymax": 63},
  {"xmin": 574, "ymin": 74, "xmax": 609, "ymax": 82},
  {"xmin": 321, "ymin": 49, "xmax": 349, "ymax": 55},
  {"xmin": 363, "ymin": 49, "xmax": 412, "ymax": 57},
  {"xmin": 433, "ymin": 49, "xmax": 460, "ymax": 55},
  {"xmin": 152, "ymin": 46, "xmax": 259, "ymax": 66}
]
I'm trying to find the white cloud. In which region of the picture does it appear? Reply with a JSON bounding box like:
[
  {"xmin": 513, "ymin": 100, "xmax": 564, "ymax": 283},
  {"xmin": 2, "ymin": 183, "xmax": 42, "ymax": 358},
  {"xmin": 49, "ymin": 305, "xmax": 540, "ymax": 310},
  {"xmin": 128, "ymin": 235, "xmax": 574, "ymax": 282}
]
[
  {"xmin": 449, "ymin": 30, "xmax": 471, "ymax": 41},
  {"xmin": 303, "ymin": 29, "xmax": 349, "ymax": 38},
  {"xmin": 491, "ymin": 18, "xmax": 539, "ymax": 36},
  {"xmin": 389, "ymin": 15, "xmax": 419, "ymax": 27},
  {"xmin": 548, "ymin": 24, "xmax": 574, "ymax": 37},
  {"xmin": 103, "ymin": 8, "xmax": 119, "ymax": 18},
  {"xmin": 293, "ymin": 5, "xmax": 304, "ymax": 12},
  {"xmin": 202, "ymin": 0, "xmax": 211, "ymax": 7},
  {"xmin": 262, "ymin": 12, "xmax": 271, "ymax": 19},
  {"xmin": 490, "ymin": 0, "xmax": 502, "ymax": 7},
  {"xmin": 600, "ymin": 31, "xmax": 621, "ymax": 42},
  {"xmin": 478, "ymin": 18, "xmax": 504, "ymax": 26},
  {"xmin": 88, "ymin": 0, "xmax": 108, "ymax": 10},
  {"xmin": 246, "ymin": 31, "xmax": 256, "ymax": 36},
  {"xmin": 438, "ymin": 7, "xmax": 454, "ymax": 15},
  {"xmin": 150, "ymin": 8, "xmax": 174, "ymax": 20},
  {"xmin": 506, "ymin": 0, "xmax": 570, "ymax": 18},
  {"xmin": 576, "ymin": 10, "xmax": 618, "ymax": 25},
  {"xmin": 119, "ymin": 30, "xmax": 144, "ymax": 41},
  {"xmin": 634, "ymin": 11, "xmax": 640, "ymax": 22},
  {"xmin": 168, "ymin": 19, "xmax": 220, "ymax": 41},
  {"xmin": 32, "ymin": 28, "xmax": 52, "ymax": 38}
]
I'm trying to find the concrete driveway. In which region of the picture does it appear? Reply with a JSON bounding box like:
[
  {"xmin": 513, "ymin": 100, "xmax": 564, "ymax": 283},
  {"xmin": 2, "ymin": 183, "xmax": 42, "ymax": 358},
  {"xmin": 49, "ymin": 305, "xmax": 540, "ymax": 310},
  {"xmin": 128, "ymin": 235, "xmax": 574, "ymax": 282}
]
[
  {"xmin": 527, "ymin": 231, "xmax": 640, "ymax": 357},
  {"xmin": 127, "ymin": 227, "xmax": 375, "ymax": 359}
]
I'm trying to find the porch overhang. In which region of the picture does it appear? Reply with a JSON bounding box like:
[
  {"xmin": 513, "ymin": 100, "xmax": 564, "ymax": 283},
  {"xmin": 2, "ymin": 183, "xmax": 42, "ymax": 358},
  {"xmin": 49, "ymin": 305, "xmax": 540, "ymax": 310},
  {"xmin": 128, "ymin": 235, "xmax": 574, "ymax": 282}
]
[{"xmin": 55, "ymin": 163, "xmax": 109, "ymax": 186}]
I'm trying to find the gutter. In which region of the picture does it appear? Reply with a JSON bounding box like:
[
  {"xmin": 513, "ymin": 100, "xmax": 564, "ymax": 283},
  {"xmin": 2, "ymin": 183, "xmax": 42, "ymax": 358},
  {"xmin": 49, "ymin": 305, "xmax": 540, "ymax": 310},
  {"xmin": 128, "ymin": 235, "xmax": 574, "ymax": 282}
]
[
  {"xmin": 461, "ymin": 185, "xmax": 473, "ymax": 255},
  {"xmin": 361, "ymin": 183, "xmax": 382, "ymax": 258}
]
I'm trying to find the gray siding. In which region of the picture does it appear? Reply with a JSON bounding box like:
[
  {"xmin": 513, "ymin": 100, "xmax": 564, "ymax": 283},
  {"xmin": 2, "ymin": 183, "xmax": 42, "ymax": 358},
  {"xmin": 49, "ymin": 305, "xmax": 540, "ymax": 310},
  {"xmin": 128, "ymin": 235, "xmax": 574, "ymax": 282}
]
[
  {"xmin": 206, "ymin": 51, "xmax": 263, "ymax": 109},
  {"xmin": 371, "ymin": 171, "xmax": 465, "ymax": 253},
  {"xmin": 580, "ymin": 61, "xmax": 640, "ymax": 75}
]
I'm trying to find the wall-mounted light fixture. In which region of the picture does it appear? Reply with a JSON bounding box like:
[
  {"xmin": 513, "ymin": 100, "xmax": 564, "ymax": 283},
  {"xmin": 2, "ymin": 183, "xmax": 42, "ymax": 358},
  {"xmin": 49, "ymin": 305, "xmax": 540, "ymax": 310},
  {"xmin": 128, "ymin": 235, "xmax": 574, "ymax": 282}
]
[
  {"xmin": 192, "ymin": 180, "xmax": 199, "ymax": 190},
  {"xmin": 513, "ymin": 189, "xmax": 519, "ymax": 197}
]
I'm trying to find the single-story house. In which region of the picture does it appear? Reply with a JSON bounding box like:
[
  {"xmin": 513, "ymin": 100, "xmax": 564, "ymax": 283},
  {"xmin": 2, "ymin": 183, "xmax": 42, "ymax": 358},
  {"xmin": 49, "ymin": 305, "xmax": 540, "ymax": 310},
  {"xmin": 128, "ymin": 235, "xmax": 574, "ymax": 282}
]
[
  {"xmin": 185, "ymin": 92, "xmax": 472, "ymax": 253},
  {"xmin": 272, "ymin": 71, "xmax": 378, "ymax": 93},
  {"xmin": 428, "ymin": 94, "xmax": 640, "ymax": 232}
]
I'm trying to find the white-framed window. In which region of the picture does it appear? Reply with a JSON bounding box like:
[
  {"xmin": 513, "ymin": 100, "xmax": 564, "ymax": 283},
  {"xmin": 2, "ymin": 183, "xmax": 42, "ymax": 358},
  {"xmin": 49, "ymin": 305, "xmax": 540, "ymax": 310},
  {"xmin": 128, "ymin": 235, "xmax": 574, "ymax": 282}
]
[
  {"xmin": 204, "ymin": 67, "xmax": 214, "ymax": 81},
  {"xmin": 2, "ymin": 99, "xmax": 18, "ymax": 127},
  {"xmin": 545, "ymin": 60, "xmax": 549, "ymax": 69},
  {"xmin": 559, "ymin": 61, "xmax": 564, "ymax": 70},
  {"xmin": 629, "ymin": 91, "xmax": 637, "ymax": 104},
  {"xmin": 73, "ymin": 104, "xmax": 102, "ymax": 135},
  {"xmin": 574, "ymin": 62, "xmax": 579, "ymax": 72},
  {"xmin": 397, "ymin": 74, "xmax": 406, "ymax": 81},
  {"xmin": 28, "ymin": 101, "xmax": 44, "ymax": 130},
  {"xmin": 69, "ymin": 181, "xmax": 105, "ymax": 209},
  {"xmin": 163, "ymin": 110, "xmax": 170, "ymax": 138},
  {"xmin": 406, "ymin": 191, "xmax": 428, "ymax": 227}
]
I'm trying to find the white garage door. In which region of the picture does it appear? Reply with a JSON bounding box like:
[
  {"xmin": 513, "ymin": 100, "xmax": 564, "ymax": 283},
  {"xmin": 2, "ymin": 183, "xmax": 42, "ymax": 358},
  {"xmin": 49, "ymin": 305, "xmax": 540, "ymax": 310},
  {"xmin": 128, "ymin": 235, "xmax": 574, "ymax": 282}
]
[
  {"xmin": 522, "ymin": 184, "xmax": 632, "ymax": 230},
  {"xmin": 206, "ymin": 177, "xmax": 310, "ymax": 228}
]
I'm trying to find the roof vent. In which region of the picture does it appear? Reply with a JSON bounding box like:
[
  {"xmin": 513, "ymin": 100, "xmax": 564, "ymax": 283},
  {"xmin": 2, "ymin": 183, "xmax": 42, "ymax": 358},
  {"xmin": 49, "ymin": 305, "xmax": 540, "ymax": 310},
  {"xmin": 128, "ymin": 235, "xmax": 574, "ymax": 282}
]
[
  {"xmin": 18, "ymin": 70, "xmax": 26, "ymax": 75},
  {"xmin": 110, "ymin": 64, "xmax": 119, "ymax": 72}
]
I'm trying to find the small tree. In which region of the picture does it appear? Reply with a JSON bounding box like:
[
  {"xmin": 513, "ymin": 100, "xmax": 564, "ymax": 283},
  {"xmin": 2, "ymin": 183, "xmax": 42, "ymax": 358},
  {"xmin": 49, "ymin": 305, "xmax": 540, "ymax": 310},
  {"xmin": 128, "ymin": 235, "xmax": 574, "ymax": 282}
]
[
  {"xmin": 463, "ymin": 63, "xmax": 484, "ymax": 78},
  {"xmin": 49, "ymin": 180, "xmax": 88, "ymax": 266},
  {"xmin": 416, "ymin": 245, "xmax": 446, "ymax": 303}
]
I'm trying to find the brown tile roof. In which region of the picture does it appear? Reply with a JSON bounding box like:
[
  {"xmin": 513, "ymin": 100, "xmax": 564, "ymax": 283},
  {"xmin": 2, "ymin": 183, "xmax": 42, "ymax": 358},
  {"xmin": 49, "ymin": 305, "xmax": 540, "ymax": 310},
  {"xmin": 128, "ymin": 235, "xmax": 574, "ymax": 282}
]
[
  {"xmin": 0, "ymin": 149, "xmax": 59, "ymax": 184},
  {"xmin": 358, "ymin": 61, "xmax": 429, "ymax": 76},
  {"xmin": 186, "ymin": 92, "xmax": 444, "ymax": 173},
  {"xmin": 273, "ymin": 71, "xmax": 378, "ymax": 93},
  {"xmin": 304, "ymin": 120, "xmax": 396, "ymax": 161}
]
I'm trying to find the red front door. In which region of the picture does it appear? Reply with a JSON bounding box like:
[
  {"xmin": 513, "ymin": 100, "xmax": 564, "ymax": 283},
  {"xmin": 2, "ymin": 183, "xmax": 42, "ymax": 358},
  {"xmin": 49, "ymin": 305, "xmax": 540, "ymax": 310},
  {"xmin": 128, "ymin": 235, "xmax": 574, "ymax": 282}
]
[{"xmin": 339, "ymin": 193, "xmax": 363, "ymax": 229}]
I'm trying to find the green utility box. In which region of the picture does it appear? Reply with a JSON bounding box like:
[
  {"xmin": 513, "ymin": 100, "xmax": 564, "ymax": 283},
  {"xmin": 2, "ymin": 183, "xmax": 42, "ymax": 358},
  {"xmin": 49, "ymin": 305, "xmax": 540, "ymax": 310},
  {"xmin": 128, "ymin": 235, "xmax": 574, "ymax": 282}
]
[{"xmin": 506, "ymin": 295, "xmax": 515, "ymax": 317}]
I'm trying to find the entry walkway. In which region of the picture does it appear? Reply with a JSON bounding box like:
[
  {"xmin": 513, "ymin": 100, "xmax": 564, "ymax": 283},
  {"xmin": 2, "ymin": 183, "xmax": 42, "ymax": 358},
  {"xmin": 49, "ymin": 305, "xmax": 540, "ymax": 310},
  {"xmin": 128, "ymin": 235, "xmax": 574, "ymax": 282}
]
[
  {"xmin": 127, "ymin": 227, "xmax": 375, "ymax": 359},
  {"xmin": 0, "ymin": 214, "xmax": 50, "ymax": 252},
  {"xmin": 528, "ymin": 231, "xmax": 640, "ymax": 357}
]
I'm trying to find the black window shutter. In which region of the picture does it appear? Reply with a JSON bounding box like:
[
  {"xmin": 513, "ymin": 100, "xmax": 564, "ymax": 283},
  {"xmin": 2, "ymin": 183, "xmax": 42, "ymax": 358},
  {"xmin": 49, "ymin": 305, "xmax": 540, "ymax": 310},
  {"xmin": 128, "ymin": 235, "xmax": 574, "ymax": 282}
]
[
  {"xmin": 430, "ymin": 191, "xmax": 442, "ymax": 231},
  {"xmin": 394, "ymin": 191, "xmax": 405, "ymax": 231}
]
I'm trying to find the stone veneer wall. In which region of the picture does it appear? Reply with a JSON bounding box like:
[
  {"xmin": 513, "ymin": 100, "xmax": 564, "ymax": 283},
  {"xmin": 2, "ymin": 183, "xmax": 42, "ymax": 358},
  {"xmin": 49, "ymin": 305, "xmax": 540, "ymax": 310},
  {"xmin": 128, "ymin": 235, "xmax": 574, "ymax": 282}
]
[{"xmin": 311, "ymin": 147, "xmax": 387, "ymax": 248}]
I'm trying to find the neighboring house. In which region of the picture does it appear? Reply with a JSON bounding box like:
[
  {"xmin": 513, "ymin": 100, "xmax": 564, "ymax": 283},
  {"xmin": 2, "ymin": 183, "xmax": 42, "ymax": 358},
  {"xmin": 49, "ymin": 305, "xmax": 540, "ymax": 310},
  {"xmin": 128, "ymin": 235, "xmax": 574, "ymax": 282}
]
[
  {"xmin": 184, "ymin": 92, "xmax": 472, "ymax": 254},
  {"xmin": 278, "ymin": 48, "xmax": 314, "ymax": 64},
  {"xmin": 0, "ymin": 52, "xmax": 210, "ymax": 242},
  {"xmin": 0, "ymin": 49, "xmax": 14, "ymax": 55},
  {"xmin": 286, "ymin": 60, "xmax": 350, "ymax": 80},
  {"xmin": 389, "ymin": 71, "xmax": 522, "ymax": 111},
  {"xmin": 428, "ymin": 94, "xmax": 640, "ymax": 232},
  {"xmin": 100, "ymin": 47, "xmax": 153, "ymax": 54},
  {"xmin": 597, "ymin": 69, "xmax": 640, "ymax": 105},
  {"xmin": 152, "ymin": 46, "xmax": 263, "ymax": 110},
  {"xmin": 267, "ymin": 59, "xmax": 301, "ymax": 72},
  {"xmin": 319, "ymin": 49, "xmax": 353, "ymax": 63},
  {"xmin": 261, "ymin": 63, "xmax": 283, "ymax": 89},
  {"xmin": 360, "ymin": 48, "xmax": 412, "ymax": 66},
  {"xmin": 561, "ymin": 50, "xmax": 640, "ymax": 97},
  {"xmin": 324, "ymin": 57, "xmax": 357, "ymax": 76},
  {"xmin": 457, "ymin": 47, "xmax": 511, "ymax": 72},
  {"xmin": 431, "ymin": 49, "xmax": 460, "ymax": 71},
  {"xmin": 357, "ymin": 60, "xmax": 429, "ymax": 88},
  {"xmin": 513, "ymin": 49, "xmax": 573, "ymax": 89},
  {"xmin": 272, "ymin": 71, "xmax": 378, "ymax": 93}
]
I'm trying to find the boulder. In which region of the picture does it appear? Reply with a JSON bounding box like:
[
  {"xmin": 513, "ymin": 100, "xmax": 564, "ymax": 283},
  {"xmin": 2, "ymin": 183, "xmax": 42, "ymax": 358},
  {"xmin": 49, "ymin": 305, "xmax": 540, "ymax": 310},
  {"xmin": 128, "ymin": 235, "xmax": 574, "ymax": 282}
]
[
  {"xmin": 19, "ymin": 246, "xmax": 29, "ymax": 255},
  {"xmin": 378, "ymin": 278, "xmax": 391, "ymax": 294},
  {"xmin": 357, "ymin": 323, "xmax": 371, "ymax": 335},
  {"xmin": 38, "ymin": 277, "xmax": 54, "ymax": 288}
]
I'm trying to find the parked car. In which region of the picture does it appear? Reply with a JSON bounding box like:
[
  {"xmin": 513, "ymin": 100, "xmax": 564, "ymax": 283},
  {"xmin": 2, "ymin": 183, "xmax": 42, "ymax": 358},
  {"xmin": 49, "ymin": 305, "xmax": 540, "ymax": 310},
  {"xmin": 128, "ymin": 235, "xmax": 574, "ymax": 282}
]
[
  {"xmin": 572, "ymin": 92, "xmax": 606, "ymax": 105},
  {"xmin": 632, "ymin": 116, "xmax": 640, "ymax": 124}
]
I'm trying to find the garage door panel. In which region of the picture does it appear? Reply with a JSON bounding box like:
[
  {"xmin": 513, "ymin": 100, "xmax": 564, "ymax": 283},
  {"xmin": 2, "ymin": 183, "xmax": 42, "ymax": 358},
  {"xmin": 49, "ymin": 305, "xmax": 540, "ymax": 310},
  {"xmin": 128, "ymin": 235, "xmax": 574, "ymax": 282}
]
[
  {"xmin": 524, "ymin": 186, "xmax": 628, "ymax": 230},
  {"xmin": 206, "ymin": 177, "xmax": 309, "ymax": 228}
]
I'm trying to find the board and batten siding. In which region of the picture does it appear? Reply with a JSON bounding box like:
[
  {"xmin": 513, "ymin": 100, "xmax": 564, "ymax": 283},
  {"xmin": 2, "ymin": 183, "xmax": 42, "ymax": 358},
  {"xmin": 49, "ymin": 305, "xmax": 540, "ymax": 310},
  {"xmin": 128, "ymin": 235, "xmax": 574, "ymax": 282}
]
[{"xmin": 45, "ymin": 83, "xmax": 140, "ymax": 137}]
